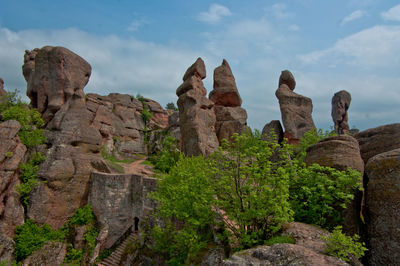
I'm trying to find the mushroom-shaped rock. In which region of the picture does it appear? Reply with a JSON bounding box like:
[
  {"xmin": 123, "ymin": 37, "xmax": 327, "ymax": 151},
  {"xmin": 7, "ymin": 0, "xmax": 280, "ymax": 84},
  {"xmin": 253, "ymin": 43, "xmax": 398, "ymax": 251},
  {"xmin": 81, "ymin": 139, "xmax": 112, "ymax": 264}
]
[
  {"xmin": 332, "ymin": 90, "xmax": 351, "ymax": 134},
  {"xmin": 275, "ymin": 70, "xmax": 316, "ymax": 143},
  {"xmin": 209, "ymin": 59, "xmax": 242, "ymax": 107}
]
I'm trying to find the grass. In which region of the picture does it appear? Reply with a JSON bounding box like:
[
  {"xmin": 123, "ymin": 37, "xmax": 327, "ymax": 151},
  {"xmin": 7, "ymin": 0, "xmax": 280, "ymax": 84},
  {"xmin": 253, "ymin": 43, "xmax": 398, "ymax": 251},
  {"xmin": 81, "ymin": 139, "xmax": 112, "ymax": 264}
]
[{"xmin": 264, "ymin": 235, "xmax": 295, "ymax": 246}]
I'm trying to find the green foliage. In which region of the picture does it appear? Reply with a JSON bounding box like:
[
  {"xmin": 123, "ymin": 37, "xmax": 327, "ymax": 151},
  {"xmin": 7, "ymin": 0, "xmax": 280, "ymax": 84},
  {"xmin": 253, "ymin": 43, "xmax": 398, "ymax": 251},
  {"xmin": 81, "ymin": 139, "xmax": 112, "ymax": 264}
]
[
  {"xmin": 5, "ymin": 151, "xmax": 13, "ymax": 158},
  {"xmin": 16, "ymin": 152, "xmax": 46, "ymax": 206},
  {"xmin": 165, "ymin": 102, "xmax": 178, "ymax": 111},
  {"xmin": 136, "ymin": 93, "xmax": 144, "ymax": 102},
  {"xmin": 264, "ymin": 235, "xmax": 295, "ymax": 245},
  {"xmin": 64, "ymin": 244, "xmax": 83, "ymax": 265},
  {"xmin": 69, "ymin": 205, "xmax": 96, "ymax": 226},
  {"xmin": 0, "ymin": 91, "xmax": 45, "ymax": 149},
  {"xmin": 210, "ymin": 131, "xmax": 293, "ymax": 248},
  {"xmin": 151, "ymin": 156, "xmax": 216, "ymax": 264},
  {"xmin": 151, "ymin": 135, "xmax": 182, "ymax": 173},
  {"xmin": 323, "ymin": 226, "xmax": 367, "ymax": 262},
  {"xmin": 13, "ymin": 220, "xmax": 65, "ymax": 261},
  {"xmin": 289, "ymin": 164, "xmax": 362, "ymax": 229},
  {"xmin": 141, "ymin": 107, "xmax": 152, "ymax": 124}
]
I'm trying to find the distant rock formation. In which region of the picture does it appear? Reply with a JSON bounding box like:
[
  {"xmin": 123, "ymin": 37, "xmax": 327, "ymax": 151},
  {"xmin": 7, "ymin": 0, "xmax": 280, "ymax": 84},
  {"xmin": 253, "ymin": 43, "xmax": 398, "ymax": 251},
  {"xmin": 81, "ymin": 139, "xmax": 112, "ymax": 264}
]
[
  {"xmin": 0, "ymin": 120, "xmax": 25, "ymax": 239},
  {"xmin": 262, "ymin": 120, "xmax": 284, "ymax": 143},
  {"xmin": 177, "ymin": 58, "xmax": 219, "ymax": 156},
  {"xmin": 275, "ymin": 70, "xmax": 316, "ymax": 144},
  {"xmin": 209, "ymin": 60, "xmax": 248, "ymax": 144},
  {"xmin": 365, "ymin": 148, "xmax": 400, "ymax": 265},
  {"xmin": 354, "ymin": 123, "xmax": 400, "ymax": 164},
  {"xmin": 332, "ymin": 90, "xmax": 351, "ymax": 134},
  {"xmin": 0, "ymin": 78, "xmax": 5, "ymax": 96}
]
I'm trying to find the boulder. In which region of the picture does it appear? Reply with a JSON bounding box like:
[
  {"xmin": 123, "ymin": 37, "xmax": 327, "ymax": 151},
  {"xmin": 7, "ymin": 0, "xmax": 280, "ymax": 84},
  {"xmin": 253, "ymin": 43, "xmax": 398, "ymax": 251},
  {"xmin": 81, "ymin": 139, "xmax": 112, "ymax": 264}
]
[
  {"xmin": 354, "ymin": 123, "xmax": 400, "ymax": 164},
  {"xmin": 305, "ymin": 135, "xmax": 364, "ymax": 235},
  {"xmin": 365, "ymin": 148, "xmax": 400, "ymax": 265},
  {"xmin": 262, "ymin": 120, "xmax": 284, "ymax": 143},
  {"xmin": 177, "ymin": 58, "xmax": 219, "ymax": 157},
  {"xmin": 214, "ymin": 106, "xmax": 247, "ymax": 143},
  {"xmin": 0, "ymin": 120, "xmax": 25, "ymax": 238},
  {"xmin": 275, "ymin": 70, "xmax": 316, "ymax": 143},
  {"xmin": 209, "ymin": 59, "xmax": 242, "ymax": 107},
  {"xmin": 0, "ymin": 234, "xmax": 15, "ymax": 263},
  {"xmin": 182, "ymin": 57, "xmax": 206, "ymax": 81},
  {"xmin": 332, "ymin": 90, "xmax": 351, "ymax": 134},
  {"xmin": 23, "ymin": 46, "xmax": 91, "ymax": 123},
  {"xmin": 222, "ymin": 244, "xmax": 349, "ymax": 266},
  {"xmin": 22, "ymin": 241, "xmax": 66, "ymax": 266}
]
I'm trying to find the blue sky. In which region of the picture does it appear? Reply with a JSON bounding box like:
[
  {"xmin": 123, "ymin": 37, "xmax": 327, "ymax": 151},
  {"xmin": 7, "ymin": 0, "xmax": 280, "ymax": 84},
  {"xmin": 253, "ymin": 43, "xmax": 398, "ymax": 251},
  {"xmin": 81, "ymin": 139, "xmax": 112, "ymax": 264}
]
[{"xmin": 1, "ymin": 0, "xmax": 400, "ymax": 131}]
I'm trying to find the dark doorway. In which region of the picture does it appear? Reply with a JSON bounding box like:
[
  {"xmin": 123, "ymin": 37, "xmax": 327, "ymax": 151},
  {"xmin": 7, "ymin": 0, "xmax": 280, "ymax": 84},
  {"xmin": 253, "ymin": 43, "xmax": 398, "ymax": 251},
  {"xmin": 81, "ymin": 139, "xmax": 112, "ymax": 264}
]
[{"xmin": 134, "ymin": 217, "xmax": 139, "ymax": 232}]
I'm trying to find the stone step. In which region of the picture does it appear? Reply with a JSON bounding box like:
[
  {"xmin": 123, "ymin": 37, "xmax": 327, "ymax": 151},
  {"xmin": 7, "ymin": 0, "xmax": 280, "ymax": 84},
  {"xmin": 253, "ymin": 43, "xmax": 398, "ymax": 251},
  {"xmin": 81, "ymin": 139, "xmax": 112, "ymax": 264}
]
[{"xmin": 98, "ymin": 232, "xmax": 138, "ymax": 266}]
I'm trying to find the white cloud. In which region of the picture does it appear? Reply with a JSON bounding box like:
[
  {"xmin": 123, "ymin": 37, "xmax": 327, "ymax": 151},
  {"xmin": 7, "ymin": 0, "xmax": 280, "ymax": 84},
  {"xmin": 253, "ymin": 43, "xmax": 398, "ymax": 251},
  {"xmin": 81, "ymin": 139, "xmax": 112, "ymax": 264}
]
[
  {"xmin": 197, "ymin": 4, "xmax": 232, "ymax": 24},
  {"xmin": 298, "ymin": 25, "xmax": 400, "ymax": 68},
  {"xmin": 126, "ymin": 18, "xmax": 148, "ymax": 32},
  {"xmin": 381, "ymin": 4, "xmax": 400, "ymax": 22},
  {"xmin": 289, "ymin": 24, "xmax": 300, "ymax": 31},
  {"xmin": 271, "ymin": 3, "xmax": 293, "ymax": 19},
  {"xmin": 340, "ymin": 10, "xmax": 365, "ymax": 25}
]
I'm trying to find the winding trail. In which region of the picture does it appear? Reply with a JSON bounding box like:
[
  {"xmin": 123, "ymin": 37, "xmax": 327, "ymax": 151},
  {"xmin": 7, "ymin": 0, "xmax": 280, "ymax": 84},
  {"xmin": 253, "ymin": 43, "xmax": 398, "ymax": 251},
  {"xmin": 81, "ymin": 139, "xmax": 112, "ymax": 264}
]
[{"xmin": 121, "ymin": 157, "xmax": 154, "ymax": 176}]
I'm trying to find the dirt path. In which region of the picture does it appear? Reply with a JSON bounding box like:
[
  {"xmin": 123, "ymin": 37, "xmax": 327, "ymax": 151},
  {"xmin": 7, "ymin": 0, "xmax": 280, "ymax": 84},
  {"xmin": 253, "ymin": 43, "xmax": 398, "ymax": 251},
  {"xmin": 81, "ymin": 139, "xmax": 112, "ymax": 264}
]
[{"xmin": 121, "ymin": 157, "xmax": 154, "ymax": 176}]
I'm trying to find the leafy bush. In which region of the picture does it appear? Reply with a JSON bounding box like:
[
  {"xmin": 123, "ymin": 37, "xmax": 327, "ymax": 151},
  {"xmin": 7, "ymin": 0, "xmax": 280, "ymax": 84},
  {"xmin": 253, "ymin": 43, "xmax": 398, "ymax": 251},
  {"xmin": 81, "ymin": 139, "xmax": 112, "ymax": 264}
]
[
  {"xmin": 14, "ymin": 220, "xmax": 65, "ymax": 261},
  {"xmin": 210, "ymin": 131, "xmax": 293, "ymax": 248},
  {"xmin": 151, "ymin": 136, "xmax": 182, "ymax": 173},
  {"xmin": 165, "ymin": 102, "xmax": 178, "ymax": 111},
  {"xmin": 69, "ymin": 205, "xmax": 96, "ymax": 226},
  {"xmin": 264, "ymin": 235, "xmax": 295, "ymax": 245},
  {"xmin": 150, "ymin": 156, "xmax": 216, "ymax": 264},
  {"xmin": 0, "ymin": 89, "xmax": 23, "ymax": 113},
  {"xmin": 16, "ymin": 152, "xmax": 46, "ymax": 206},
  {"xmin": 289, "ymin": 164, "xmax": 362, "ymax": 229},
  {"xmin": 141, "ymin": 108, "xmax": 152, "ymax": 124},
  {"xmin": 323, "ymin": 226, "xmax": 367, "ymax": 262}
]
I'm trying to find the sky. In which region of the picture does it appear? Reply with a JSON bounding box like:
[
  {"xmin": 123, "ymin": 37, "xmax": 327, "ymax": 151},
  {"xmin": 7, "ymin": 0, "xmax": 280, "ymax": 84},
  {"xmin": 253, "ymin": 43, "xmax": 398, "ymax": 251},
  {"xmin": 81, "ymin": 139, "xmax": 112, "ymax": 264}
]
[{"xmin": 0, "ymin": 0, "xmax": 400, "ymax": 131}]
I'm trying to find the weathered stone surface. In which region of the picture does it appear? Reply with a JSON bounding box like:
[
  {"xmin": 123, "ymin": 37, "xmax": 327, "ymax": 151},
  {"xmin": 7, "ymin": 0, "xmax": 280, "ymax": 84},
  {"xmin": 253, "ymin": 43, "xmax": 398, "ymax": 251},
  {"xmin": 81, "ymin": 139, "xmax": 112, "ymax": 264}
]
[
  {"xmin": 209, "ymin": 59, "xmax": 242, "ymax": 107},
  {"xmin": 0, "ymin": 234, "xmax": 15, "ymax": 263},
  {"xmin": 23, "ymin": 46, "xmax": 91, "ymax": 123},
  {"xmin": 214, "ymin": 106, "xmax": 247, "ymax": 143},
  {"xmin": 305, "ymin": 135, "xmax": 364, "ymax": 173},
  {"xmin": 177, "ymin": 58, "xmax": 219, "ymax": 157},
  {"xmin": 282, "ymin": 222, "xmax": 329, "ymax": 253},
  {"xmin": 183, "ymin": 57, "xmax": 206, "ymax": 81},
  {"xmin": 262, "ymin": 120, "xmax": 284, "ymax": 143},
  {"xmin": 305, "ymin": 135, "xmax": 364, "ymax": 235},
  {"xmin": 365, "ymin": 148, "xmax": 400, "ymax": 266},
  {"xmin": 332, "ymin": 90, "xmax": 351, "ymax": 134},
  {"xmin": 0, "ymin": 78, "xmax": 5, "ymax": 96},
  {"xmin": 0, "ymin": 120, "xmax": 25, "ymax": 238},
  {"xmin": 88, "ymin": 173, "xmax": 157, "ymax": 249},
  {"xmin": 275, "ymin": 70, "xmax": 315, "ymax": 143},
  {"xmin": 354, "ymin": 123, "xmax": 400, "ymax": 164},
  {"xmin": 222, "ymin": 243, "xmax": 349, "ymax": 266},
  {"xmin": 22, "ymin": 241, "xmax": 66, "ymax": 266}
]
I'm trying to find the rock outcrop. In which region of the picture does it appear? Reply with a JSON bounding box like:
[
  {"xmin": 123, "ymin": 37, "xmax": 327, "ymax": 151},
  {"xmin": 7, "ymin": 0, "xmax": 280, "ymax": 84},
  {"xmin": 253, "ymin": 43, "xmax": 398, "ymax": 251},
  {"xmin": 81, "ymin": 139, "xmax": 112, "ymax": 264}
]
[
  {"xmin": 365, "ymin": 148, "xmax": 400, "ymax": 265},
  {"xmin": 262, "ymin": 120, "xmax": 284, "ymax": 143},
  {"xmin": 88, "ymin": 172, "xmax": 157, "ymax": 249},
  {"xmin": 0, "ymin": 120, "xmax": 25, "ymax": 238},
  {"xmin": 332, "ymin": 90, "xmax": 351, "ymax": 134},
  {"xmin": 305, "ymin": 135, "xmax": 364, "ymax": 235},
  {"xmin": 209, "ymin": 60, "xmax": 248, "ymax": 144},
  {"xmin": 275, "ymin": 70, "xmax": 316, "ymax": 143},
  {"xmin": 177, "ymin": 58, "xmax": 219, "ymax": 156},
  {"xmin": 0, "ymin": 78, "xmax": 5, "ymax": 96},
  {"xmin": 354, "ymin": 123, "xmax": 400, "ymax": 164},
  {"xmin": 21, "ymin": 241, "xmax": 66, "ymax": 266}
]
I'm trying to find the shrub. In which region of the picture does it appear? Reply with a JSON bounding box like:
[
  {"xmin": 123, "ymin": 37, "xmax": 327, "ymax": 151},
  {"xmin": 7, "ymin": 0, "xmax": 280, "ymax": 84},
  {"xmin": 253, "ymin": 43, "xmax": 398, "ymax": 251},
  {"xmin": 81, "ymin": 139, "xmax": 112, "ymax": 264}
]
[
  {"xmin": 264, "ymin": 235, "xmax": 295, "ymax": 245},
  {"xmin": 323, "ymin": 226, "xmax": 367, "ymax": 262},
  {"xmin": 141, "ymin": 108, "xmax": 152, "ymax": 124},
  {"xmin": 289, "ymin": 164, "xmax": 362, "ymax": 229},
  {"xmin": 165, "ymin": 102, "xmax": 178, "ymax": 111},
  {"xmin": 152, "ymin": 135, "xmax": 182, "ymax": 173},
  {"xmin": 69, "ymin": 205, "xmax": 96, "ymax": 226},
  {"xmin": 14, "ymin": 220, "xmax": 65, "ymax": 261},
  {"xmin": 0, "ymin": 89, "xmax": 23, "ymax": 113}
]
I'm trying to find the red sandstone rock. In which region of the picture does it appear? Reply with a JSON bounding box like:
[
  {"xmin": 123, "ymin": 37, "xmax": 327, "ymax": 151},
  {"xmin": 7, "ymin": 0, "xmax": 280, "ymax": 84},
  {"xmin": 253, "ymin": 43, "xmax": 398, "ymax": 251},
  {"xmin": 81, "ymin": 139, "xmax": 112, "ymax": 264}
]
[
  {"xmin": 332, "ymin": 90, "xmax": 351, "ymax": 134},
  {"xmin": 275, "ymin": 70, "xmax": 316, "ymax": 142},
  {"xmin": 209, "ymin": 59, "xmax": 242, "ymax": 107},
  {"xmin": 262, "ymin": 120, "xmax": 284, "ymax": 143},
  {"xmin": 0, "ymin": 78, "xmax": 5, "ymax": 96},
  {"xmin": 214, "ymin": 105, "xmax": 247, "ymax": 143}
]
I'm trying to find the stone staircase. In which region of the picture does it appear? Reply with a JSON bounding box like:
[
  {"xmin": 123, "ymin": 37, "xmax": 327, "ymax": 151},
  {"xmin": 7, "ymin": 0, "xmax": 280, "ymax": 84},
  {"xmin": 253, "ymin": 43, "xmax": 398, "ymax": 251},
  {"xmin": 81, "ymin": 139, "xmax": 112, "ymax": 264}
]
[{"xmin": 98, "ymin": 232, "xmax": 137, "ymax": 266}]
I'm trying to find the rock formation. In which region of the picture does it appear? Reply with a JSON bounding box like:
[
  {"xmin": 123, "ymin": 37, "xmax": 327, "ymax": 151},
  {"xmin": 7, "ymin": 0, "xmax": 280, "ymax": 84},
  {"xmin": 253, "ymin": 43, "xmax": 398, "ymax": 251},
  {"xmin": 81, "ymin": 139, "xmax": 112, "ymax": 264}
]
[
  {"xmin": 332, "ymin": 90, "xmax": 351, "ymax": 134},
  {"xmin": 365, "ymin": 148, "xmax": 400, "ymax": 265},
  {"xmin": 0, "ymin": 120, "xmax": 25, "ymax": 239},
  {"xmin": 262, "ymin": 120, "xmax": 284, "ymax": 143},
  {"xmin": 305, "ymin": 135, "xmax": 364, "ymax": 235},
  {"xmin": 275, "ymin": 70, "xmax": 316, "ymax": 144},
  {"xmin": 177, "ymin": 58, "xmax": 219, "ymax": 156},
  {"xmin": 88, "ymin": 172, "xmax": 157, "ymax": 249},
  {"xmin": 22, "ymin": 242, "xmax": 66, "ymax": 266},
  {"xmin": 209, "ymin": 60, "xmax": 248, "ymax": 144},
  {"xmin": 354, "ymin": 123, "xmax": 400, "ymax": 164},
  {"xmin": 0, "ymin": 78, "xmax": 5, "ymax": 96}
]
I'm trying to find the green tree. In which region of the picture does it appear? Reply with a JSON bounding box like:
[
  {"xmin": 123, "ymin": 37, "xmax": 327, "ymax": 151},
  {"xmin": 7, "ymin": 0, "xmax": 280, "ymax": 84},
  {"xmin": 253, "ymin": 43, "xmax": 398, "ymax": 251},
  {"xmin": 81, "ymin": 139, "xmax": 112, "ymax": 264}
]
[{"xmin": 165, "ymin": 102, "xmax": 178, "ymax": 111}]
